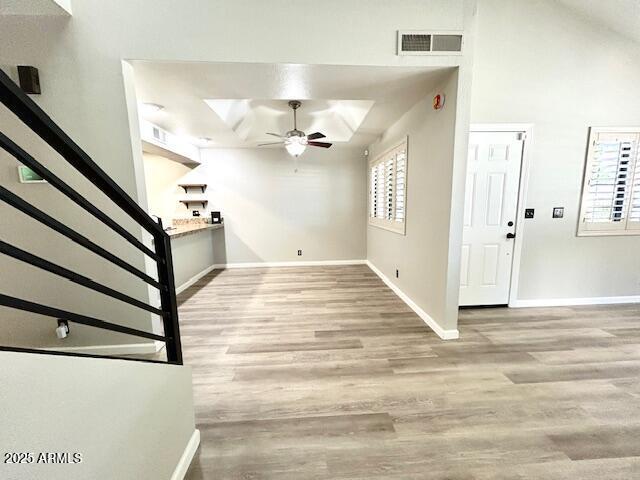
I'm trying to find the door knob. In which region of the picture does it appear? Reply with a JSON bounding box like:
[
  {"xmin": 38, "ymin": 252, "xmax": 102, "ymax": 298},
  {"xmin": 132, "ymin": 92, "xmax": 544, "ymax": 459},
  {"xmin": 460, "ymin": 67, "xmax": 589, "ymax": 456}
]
[{"xmin": 506, "ymin": 232, "xmax": 516, "ymax": 239}]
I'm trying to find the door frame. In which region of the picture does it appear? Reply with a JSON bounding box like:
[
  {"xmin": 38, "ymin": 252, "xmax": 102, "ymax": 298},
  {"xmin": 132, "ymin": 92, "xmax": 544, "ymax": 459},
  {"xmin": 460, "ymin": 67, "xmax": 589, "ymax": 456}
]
[{"xmin": 468, "ymin": 123, "xmax": 534, "ymax": 307}]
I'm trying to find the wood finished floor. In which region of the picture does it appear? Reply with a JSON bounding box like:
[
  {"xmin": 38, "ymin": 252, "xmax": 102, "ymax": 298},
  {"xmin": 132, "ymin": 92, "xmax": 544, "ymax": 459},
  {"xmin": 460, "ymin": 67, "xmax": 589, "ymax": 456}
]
[{"xmin": 179, "ymin": 265, "xmax": 640, "ymax": 479}]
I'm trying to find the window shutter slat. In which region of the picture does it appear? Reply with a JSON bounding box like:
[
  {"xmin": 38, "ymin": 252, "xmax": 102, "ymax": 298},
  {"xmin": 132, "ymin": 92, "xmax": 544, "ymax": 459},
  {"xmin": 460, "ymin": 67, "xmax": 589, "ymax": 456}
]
[
  {"xmin": 385, "ymin": 158, "xmax": 394, "ymax": 219},
  {"xmin": 376, "ymin": 163, "xmax": 385, "ymax": 219},
  {"xmin": 394, "ymin": 151, "xmax": 406, "ymax": 222},
  {"xmin": 370, "ymin": 163, "xmax": 378, "ymax": 218}
]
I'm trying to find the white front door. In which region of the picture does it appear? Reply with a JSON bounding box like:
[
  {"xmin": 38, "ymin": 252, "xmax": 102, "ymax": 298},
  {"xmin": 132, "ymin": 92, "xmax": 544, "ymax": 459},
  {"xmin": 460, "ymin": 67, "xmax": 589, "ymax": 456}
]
[{"xmin": 459, "ymin": 131, "xmax": 524, "ymax": 306}]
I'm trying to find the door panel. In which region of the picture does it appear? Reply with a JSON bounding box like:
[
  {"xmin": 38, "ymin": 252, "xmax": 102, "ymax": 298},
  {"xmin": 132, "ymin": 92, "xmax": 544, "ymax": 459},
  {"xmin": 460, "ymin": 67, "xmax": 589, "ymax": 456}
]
[
  {"xmin": 489, "ymin": 144, "xmax": 509, "ymax": 162},
  {"xmin": 481, "ymin": 244, "xmax": 500, "ymax": 286},
  {"xmin": 463, "ymin": 172, "xmax": 475, "ymax": 227},
  {"xmin": 486, "ymin": 173, "xmax": 505, "ymax": 226},
  {"xmin": 459, "ymin": 131, "xmax": 524, "ymax": 306},
  {"xmin": 460, "ymin": 244, "xmax": 470, "ymax": 287}
]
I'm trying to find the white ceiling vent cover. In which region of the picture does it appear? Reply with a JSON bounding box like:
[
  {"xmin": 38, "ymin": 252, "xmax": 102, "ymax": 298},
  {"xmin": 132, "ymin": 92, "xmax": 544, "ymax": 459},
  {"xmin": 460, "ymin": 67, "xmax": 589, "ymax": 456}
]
[{"xmin": 397, "ymin": 31, "xmax": 463, "ymax": 55}]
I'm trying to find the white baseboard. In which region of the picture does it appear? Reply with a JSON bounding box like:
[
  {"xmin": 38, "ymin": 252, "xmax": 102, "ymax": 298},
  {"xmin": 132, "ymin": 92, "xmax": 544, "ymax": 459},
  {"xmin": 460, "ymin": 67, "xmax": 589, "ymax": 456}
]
[
  {"xmin": 511, "ymin": 295, "xmax": 640, "ymax": 308},
  {"xmin": 213, "ymin": 259, "xmax": 367, "ymax": 269},
  {"xmin": 176, "ymin": 264, "xmax": 218, "ymax": 295},
  {"xmin": 170, "ymin": 429, "xmax": 200, "ymax": 480},
  {"xmin": 46, "ymin": 342, "xmax": 161, "ymax": 356},
  {"xmin": 365, "ymin": 260, "xmax": 459, "ymax": 340}
]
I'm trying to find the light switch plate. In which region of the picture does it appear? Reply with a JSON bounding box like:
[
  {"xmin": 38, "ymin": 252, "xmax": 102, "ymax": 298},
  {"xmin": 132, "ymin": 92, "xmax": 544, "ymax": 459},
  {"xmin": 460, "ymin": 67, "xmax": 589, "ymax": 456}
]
[
  {"xmin": 525, "ymin": 208, "xmax": 535, "ymax": 219},
  {"xmin": 552, "ymin": 207, "xmax": 564, "ymax": 218}
]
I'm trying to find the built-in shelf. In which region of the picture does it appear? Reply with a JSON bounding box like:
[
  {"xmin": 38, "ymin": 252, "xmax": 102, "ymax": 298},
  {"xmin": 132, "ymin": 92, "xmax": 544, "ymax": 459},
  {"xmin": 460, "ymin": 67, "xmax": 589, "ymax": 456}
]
[
  {"xmin": 179, "ymin": 199, "xmax": 208, "ymax": 209},
  {"xmin": 179, "ymin": 183, "xmax": 207, "ymax": 194}
]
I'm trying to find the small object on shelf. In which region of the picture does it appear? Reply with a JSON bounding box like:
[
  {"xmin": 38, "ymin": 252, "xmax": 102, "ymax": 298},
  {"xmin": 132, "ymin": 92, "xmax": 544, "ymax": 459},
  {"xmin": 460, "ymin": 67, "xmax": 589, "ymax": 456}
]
[
  {"xmin": 179, "ymin": 183, "xmax": 207, "ymax": 194},
  {"xmin": 211, "ymin": 211, "xmax": 222, "ymax": 224},
  {"xmin": 179, "ymin": 199, "xmax": 208, "ymax": 209}
]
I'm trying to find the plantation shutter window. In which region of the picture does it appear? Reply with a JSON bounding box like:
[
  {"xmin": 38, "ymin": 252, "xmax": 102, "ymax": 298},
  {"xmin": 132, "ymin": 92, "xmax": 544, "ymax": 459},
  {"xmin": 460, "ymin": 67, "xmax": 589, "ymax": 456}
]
[
  {"xmin": 368, "ymin": 138, "xmax": 408, "ymax": 234},
  {"xmin": 578, "ymin": 128, "xmax": 640, "ymax": 236}
]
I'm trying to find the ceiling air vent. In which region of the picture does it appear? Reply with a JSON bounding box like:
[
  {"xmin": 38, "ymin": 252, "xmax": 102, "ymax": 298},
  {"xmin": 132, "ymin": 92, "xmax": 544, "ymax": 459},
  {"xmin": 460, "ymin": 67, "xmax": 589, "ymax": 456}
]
[{"xmin": 397, "ymin": 31, "xmax": 463, "ymax": 55}]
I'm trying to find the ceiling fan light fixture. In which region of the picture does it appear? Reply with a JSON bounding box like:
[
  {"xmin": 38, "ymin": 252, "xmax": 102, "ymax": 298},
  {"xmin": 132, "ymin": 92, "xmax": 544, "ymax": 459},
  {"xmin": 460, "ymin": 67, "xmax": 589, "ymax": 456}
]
[
  {"xmin": 285, "ymin": 135, "xmax": 307, "ymax": 157},
  {"xmin": 257, "ymin": 100, "xmax": 332, "ymax": 154}
]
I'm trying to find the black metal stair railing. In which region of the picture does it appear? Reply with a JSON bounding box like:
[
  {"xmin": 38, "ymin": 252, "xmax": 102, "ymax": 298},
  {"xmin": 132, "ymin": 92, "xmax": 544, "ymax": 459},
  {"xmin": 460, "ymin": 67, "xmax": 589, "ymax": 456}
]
[{"xmin": 0, "ymin": 68, "xmax": 183, "ymax": 365}]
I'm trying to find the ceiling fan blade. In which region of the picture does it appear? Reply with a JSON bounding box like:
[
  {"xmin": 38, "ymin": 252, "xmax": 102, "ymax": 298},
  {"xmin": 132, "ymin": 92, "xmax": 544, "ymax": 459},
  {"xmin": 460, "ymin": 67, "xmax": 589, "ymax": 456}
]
[
  {"xmin": 258, "ymin": 141, "xmax": 285, "ymax": 146},
  {"xmin": 266, "ymin": 132, "xmax": 285, "ymax": 138},
  {"xmin": 306, "ymin": 132, "xmax": 326, "ymax": 140},
  {"xmin": 308, "ymin": 141, "xmax": 332, "ymax": 148}
]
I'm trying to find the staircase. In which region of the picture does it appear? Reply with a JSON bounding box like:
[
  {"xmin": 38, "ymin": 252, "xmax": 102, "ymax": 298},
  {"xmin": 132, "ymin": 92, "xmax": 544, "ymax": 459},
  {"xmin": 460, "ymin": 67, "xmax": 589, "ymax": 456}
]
[{"xmin": 0, "ymin": 68, "xmax": 198, "ymax": 480}]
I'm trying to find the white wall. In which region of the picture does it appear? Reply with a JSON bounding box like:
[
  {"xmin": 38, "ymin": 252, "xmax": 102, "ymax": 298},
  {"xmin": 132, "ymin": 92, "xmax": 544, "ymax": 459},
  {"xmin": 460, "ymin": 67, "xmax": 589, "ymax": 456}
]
[
  {"xmin": 142, "ymin": 153, "xmax": 196, "ymax": 222},
  {"xmin": 472, "ymin": 0, "xmax": 640, "ymax": 302},
  {"xmin": 0, "ymin": 141, "xmax": 156, "ymax": 350},
  {"xmin": 0, "ymin": 0, "xmax": 475, "ymax": 346},
  {"xmin": 0, "ymin": 351, "xmax": 197, "ymax": 480},
  {"xmin": 201, "ymin": 146, "xmax": 367, "ymax": 264},
  {"xmin": 0, "ymin": 0, "xmax": 474, "ymax": 349},
  {"xmin": 172, "ymin": 229, "xmax": 223, "ymax": 292},
  {"xmin": 367, "ymin": 70, "xmax": 460, "ymax": 333}
]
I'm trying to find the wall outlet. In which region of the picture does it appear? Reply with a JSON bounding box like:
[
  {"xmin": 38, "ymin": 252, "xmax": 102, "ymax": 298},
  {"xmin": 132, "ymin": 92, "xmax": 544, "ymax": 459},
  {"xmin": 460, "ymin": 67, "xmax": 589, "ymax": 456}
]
[
  {"xmin": 396, "ymin": 269, "xmax": 399, "ymax": 278},
  {"xmin": 56, "ymin": 319, "xmax": 70, "ymax": 339},
  {"xmin": 525, "ymin": 208, "xmax": 535, "ymax": 219},
  {"xmin": 297, "ymin": 250, "xmax": 302, "ymax": 256}
]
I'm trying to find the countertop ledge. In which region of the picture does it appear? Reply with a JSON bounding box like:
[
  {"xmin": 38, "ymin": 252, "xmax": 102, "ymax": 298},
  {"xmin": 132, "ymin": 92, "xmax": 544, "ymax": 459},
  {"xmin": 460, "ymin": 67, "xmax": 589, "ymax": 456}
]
[{"xmin": 166, "ymin": 223, "xmax": 223, "ymax": 239}]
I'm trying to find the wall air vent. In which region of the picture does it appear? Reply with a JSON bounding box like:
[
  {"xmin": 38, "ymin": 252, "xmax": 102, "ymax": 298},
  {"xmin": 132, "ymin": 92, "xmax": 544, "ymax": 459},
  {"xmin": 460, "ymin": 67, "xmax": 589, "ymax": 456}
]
[
  {"xmin": 401, "ymin": 33, "xmax": 431, "ymax": 52},
  {"xmin": 152, "ymin": 126, "xmax": 167, "ymax": 144},
  {"xmin": 397, "ymin": 31, "xmax": 463, "ymax": 55}
]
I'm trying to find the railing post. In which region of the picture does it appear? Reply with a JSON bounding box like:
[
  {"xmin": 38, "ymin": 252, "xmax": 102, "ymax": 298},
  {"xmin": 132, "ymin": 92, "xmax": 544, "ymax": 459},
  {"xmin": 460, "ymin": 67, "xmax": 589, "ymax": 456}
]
[{"xmin": 154, "ymin": 218, "xmax": 183, "ymax": 364}]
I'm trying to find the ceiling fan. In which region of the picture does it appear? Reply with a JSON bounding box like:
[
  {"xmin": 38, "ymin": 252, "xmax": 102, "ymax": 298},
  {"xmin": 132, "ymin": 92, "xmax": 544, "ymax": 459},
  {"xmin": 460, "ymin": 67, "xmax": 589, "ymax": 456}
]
[{"xmin": 258, "ymin": 100, "xmax": 332, "ymax": 157}]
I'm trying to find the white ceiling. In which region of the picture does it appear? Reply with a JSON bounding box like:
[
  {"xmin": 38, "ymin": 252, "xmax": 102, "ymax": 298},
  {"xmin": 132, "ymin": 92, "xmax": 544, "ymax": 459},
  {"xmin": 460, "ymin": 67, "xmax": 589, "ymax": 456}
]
[
  {"xmin": 131, "ymin": 62, "xmax": 451, "ymax": 148},
  {"xmin": 203, "ymin": 99, "xmax": 375, "ymax": 144},
  {"xmin": 0, "ymin": 0, "xmax": 71, "ymax": 15},
  {"xmin": 556, "ymin": 0, "xmax": 640, "ymax": 44}
]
